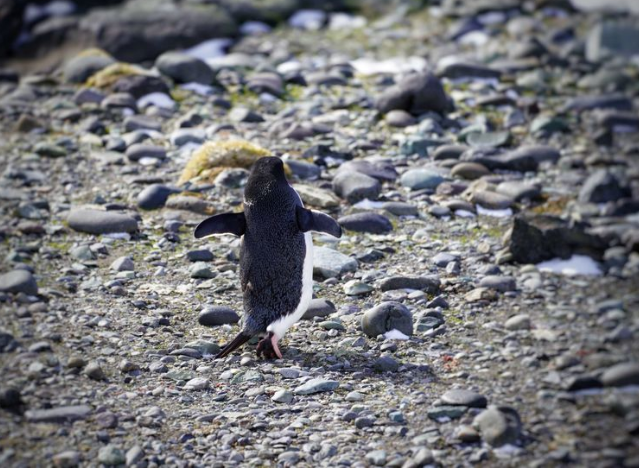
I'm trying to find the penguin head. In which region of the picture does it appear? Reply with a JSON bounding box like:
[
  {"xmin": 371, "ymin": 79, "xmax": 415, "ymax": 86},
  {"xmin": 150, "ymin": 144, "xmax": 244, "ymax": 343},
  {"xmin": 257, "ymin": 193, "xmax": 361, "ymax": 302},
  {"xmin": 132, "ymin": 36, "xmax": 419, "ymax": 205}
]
[{"xmin": 244, "ymin": 157, "xmax": 289, "ymax": 204}]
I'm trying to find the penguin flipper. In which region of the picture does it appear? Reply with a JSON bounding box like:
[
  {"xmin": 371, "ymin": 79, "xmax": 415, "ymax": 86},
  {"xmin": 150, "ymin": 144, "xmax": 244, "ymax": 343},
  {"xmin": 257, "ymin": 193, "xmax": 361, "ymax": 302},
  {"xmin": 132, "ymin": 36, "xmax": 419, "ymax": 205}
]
[
  {"xmin": 296, "ymin": 206, "xmax": 342, "ymax": 238},
  {"xmin": 194, "ymin": 212, "xmax": 246, "ymax": 239},
  {"xmin": 215, "ymin": 332, "xmax": 252, "ymax": 359}
]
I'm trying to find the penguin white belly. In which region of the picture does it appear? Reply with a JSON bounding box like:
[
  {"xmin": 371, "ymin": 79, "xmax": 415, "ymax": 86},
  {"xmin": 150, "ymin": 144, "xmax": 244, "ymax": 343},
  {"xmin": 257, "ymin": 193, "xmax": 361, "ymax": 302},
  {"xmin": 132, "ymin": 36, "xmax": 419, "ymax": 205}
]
[{"xmin": 266, "ymin": 231, "xmax": 313, "ymax": 339}]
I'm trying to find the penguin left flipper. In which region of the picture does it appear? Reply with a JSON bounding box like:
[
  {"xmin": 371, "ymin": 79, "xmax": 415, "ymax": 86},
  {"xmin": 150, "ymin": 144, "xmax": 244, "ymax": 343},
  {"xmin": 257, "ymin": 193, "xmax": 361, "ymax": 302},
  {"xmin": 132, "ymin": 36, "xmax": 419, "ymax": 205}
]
[
  {"xmin": 194, "ymin": 212, "xmax": 246, "ymax": 238},
  {"xmin": 296, "ymin": 206, "xmax": 342, "ymax": 238}
]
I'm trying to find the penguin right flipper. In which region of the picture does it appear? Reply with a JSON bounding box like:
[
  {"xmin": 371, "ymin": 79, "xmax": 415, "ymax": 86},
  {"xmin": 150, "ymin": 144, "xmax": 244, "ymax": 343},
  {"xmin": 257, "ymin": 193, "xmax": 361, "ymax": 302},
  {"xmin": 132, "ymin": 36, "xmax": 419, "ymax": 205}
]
[
  {"xmin": 296, "ymin": 206, "xmax": 342, "ymax": 238},
  {"xmin": 215, "ymin": 332, "xmax": 252, "ymax": 359},
  {"xmin": 194, "ymin": 212, "xmax": 246, "ymax": 238}
]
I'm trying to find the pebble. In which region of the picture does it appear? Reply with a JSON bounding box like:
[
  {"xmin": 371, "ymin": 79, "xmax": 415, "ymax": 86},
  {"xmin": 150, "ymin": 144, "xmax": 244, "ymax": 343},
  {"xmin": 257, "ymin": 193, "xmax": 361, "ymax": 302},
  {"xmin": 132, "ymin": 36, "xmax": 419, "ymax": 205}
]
[
  {"xmin": 84, "ymin": 361, "xmax": 106, "ymax": 380},
  {"xmin": 26, "ymin": 405, "xmax": 92, "ymax": 423},
  {"xmin": 198, "ymin": 306, "xmax": 240, "ymax": 326},
  {"xmin": 400, "ymin": 169, "xmax": 446, "ymax": 191},
  {"xmin": 302, "ymin": 298, "xmax": 336, "ymax": 319},
  {"xmin": 504, "ymin": 314, "xmax": 531, "ymax": 330},
  {"xmin": 313, "ymin": 247, "xmax": 358, "ymax": 278},
  {"xmin": 156, "ymin": 51, "xmax": 214, "ymax": 84},
  {"xmin": 479, "ymin": 275, "xmax": 516, "ymax": 292},
  {"xmin": 110, "ymin": 256, "xmax": 134, "ymax": 272},
  {"xmin": 333, "ymin": 171, "xmax": 381, "ymax": 204},
  {"xmin": 184, "ymin": 377, "xmax": 209, "ymax": 391},
  {"xmin": 272, "ymin": 389, "xmax": 293, "ymax": 404},
  {"xmin": 338, "ymin": 212, "xmax": 392, "ymax": 234},
  {"xmin": 373, "ymin": 355, "xmax": 400, "ymax": 372},
  {"xmin": 441, "ymin": 389, "xmax": 487, "ymax": 408},
  {"xmin": 0, "ymin": 269, "xmax": 38, "ymax": 295},
  {"xmin": 379, "ymin": 276, "xmax": 440, "ymax": 294},
  {"xmin": 601, "ymin": 362, "xmax": 639, "ymax": 387},
  {"xmin": 98, "ymin": 444, "xmax": 126, "ymax": 467},
  {"xmin": 473, "ymin": 406, "xmax": 522, "ymax": 447},
  {"xmin": 294, "ymin": 378, "xmax": 339, "ymax": 395},
  {"xmin": 190, "ymin": 262, "xmax": 216, "ymax": 279}
]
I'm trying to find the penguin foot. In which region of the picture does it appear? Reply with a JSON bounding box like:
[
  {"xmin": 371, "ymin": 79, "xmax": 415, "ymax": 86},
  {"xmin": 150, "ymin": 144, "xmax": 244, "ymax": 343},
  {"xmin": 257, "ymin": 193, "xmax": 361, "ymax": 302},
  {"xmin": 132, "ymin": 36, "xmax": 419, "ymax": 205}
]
[{"xmin": 256, "ymin": 332, "xmax": 283, "ymax": 359}]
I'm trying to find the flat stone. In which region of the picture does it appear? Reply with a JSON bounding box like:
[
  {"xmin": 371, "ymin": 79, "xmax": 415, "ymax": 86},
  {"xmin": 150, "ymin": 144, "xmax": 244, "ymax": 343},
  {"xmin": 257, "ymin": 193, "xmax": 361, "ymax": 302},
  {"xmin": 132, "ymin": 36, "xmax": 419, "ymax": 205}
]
[
  {"xmin": 184, "ymin": 377, "xmax": 209, "ymax": 391},
  {"xmin": 294, "ymin": 184, "xmax": 340, "ymax": 208},
  {"xmin": 338, "ymin": 212, "xmax": 393, "ymax": 234},
  {"xmin": 373, "ymin": 355, "xmax": 400, "ymax": 372},
  {"xmin": 272, "ymin": 389, "xmax": 293, "ymax": 403},
  {"xmin": 98, "ymin": 444, "xmax": 125, "ymax": 467},
  {"xmin": 110, "ymin": 256, "xmax": 134, "ymax": 272},
  {"xmin": 504, "ymin": 314, "xmax": 531, "ymax": 330},
  {"xmin": 190, "ymin": 262, "xmax": 216, "ymax": 279},
  {"xmin": 579, "ymin": 170, "xmax": 628, "ymax": 204},
  {"xmin": 401, "ymin": 169, "xmax": 446, "ymax": 191},
  {"xmin": 479, "ymin": 275, "xmax": 516, "ymax": 292},
  {"xmin": 376, "ymin": 71, "xmax": 450, "ymax": 115},
  {"xmin": 473, "ymin": 406, "xmax": 522, "ymax": 447},
  {"xmin": 294, "ymin": 378, "xmax": 339, "ymax": 395},
  {"xmin": 156, "ymin": 51, "xmax": 214, "ymax": 84},
  {"xmin": 67, "ymin": 209, "xmax": 138, "ymax": 235},
  {"xmin": 471, "ymin": 190, "xmax": 513, "ymax": 210},
  {"xmin": 601, "ymin": 362, "xmax": 639, "ymax": 387},
  {"xmin": 379, "ymin": 276, "xmax": 440, "ymax": 294},
  {"xmin": 451, "ymin": 162, "xmax": 490, "ymax": 180},
  {"xmin": 496, "ymin": 181, "xmax": 541, "ymax": 201},
  {"xmin": 442, "ymin": 389, "xmax": 488, "ymax": 408},
  {"xmin": 26, "ymin": 405, "xmax": 92, "ymax": 423},
  {"xmin": 313, "ymin": 247, "xmax": 358, "ymax": 278},
  {"xmin": 302, "ymin": 298, "xmax": 336, "ymax": 319},
  {"xmin": 198, "ymin": 306, "xmax": 239, "ymax": 326},
  {"xmin": 0, "ymin": 269, "xmax": 38, "ymax": 295},
  {"xmin": 428, "ymin": 405, "xmax": 468, "ymax": 420}
]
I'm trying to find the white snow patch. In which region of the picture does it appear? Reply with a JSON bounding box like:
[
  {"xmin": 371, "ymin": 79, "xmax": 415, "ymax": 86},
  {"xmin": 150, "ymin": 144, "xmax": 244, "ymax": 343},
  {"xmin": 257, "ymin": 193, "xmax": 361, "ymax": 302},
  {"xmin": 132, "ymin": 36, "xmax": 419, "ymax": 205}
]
[
  {"xmin": 455, "ymin": 209, "xmax": 476, "ymax": 218},
  {"xmin": 138, "ymin": 157, "xmax": 161, "ymax": 167},
  {"xmin": 353, "ymin": 199, "xmax": 385, "ymax": 210},
  {"xmin": 289, "ymin": 9, "xmax": 326, "ymax": 30},
  {"xmin": 184, "ymin": 38, "xmax": 233, "ymax": 61},
  {"xmin": 350, "ymin": 56, "xmax": 428, "ymax": 76},
  {"xmin": 537, "ymin": 255, "xmax": 602, "ymax": 276},
  {"xmin": 476, "ymin": 205, "xmax": 513, "ymax": 218},
  {"xmin": 458, "ymin": 30, "xmax": 490, "ymax": 47},
  {"xmin": 329, "ymin": 12, "xmax": 366, "ymax": 30},
  {"xmin": 102, "ymin": 232, "xmax": 131, "ymax": 241},
  {"xmin": 180, "ymin": 82, "xmax": 215, "ymax": 96},
  {"xmin": 383, "ymin": 329, "xmax": 410, "ymax": 341},
  {"xmin": 494, "ymin": 444, "xmax": 523, "ymax": 458},
  {"xmin": 240, "ymin": 21, "xmax": 271, "ymax": 36},
  {"xmin": 137, "ymin": 92, "xmax": 175, "ymax": 110}
]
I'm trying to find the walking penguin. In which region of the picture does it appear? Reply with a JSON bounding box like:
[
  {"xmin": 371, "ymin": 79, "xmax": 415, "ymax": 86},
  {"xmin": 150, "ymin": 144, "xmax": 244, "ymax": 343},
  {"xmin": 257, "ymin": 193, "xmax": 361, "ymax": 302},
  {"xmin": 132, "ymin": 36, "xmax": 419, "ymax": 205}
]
[{"xmin": 194, "ymin": 157, "xmax": 342, "ymax": 359}]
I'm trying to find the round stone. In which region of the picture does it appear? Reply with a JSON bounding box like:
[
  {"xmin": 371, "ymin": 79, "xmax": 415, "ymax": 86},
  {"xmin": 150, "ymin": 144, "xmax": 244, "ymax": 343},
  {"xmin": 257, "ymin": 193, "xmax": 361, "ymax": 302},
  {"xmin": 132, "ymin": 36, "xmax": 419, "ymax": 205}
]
[
  {"xmin": 441, "ymin": 389, "xmax": 487, "ymax": 408},
  {"xmin": 198, "ymin": 306, "xmax": 239, "ymax": 326},
  {"xmin": 0, "ymin": 269, "xmax": 38, "ymax": 295},
  {"xmin": 400, "ymin": 169, "xmax": 446, "ymax": 191},
  {"xmin": 451, "ymin": 162, "xmax": 490, "ymax": 180},
  {"xmin": 361, "ymin": 302, "xmax": 413, "ymax": 338},
  {"xmin": 67, "ymin": 209, "xmax": 138, "ymax": 235}
]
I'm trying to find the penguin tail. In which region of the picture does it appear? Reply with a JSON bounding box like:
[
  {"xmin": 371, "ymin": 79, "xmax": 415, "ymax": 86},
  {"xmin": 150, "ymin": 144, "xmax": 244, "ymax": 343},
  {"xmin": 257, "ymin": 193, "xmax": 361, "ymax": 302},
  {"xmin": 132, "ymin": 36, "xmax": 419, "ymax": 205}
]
[{"xmin": 215, "ymin": 332, "xmax": 252, "ymax": 359}]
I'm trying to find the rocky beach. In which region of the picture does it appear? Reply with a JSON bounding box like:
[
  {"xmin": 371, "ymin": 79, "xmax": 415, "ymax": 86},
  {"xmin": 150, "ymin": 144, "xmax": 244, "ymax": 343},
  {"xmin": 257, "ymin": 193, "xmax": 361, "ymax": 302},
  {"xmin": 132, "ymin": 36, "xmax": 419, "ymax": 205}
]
[{"xmin": 0, "ymin": 0, "xmax": 639, "ymax": 467}]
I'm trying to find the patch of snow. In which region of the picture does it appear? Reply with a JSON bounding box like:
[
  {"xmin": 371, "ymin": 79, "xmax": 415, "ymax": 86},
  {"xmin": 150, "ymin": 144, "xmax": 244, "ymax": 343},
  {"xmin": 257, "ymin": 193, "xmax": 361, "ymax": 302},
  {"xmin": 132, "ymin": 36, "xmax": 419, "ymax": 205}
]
[
  {"xmin": 455, "ymin": 210, "xmax": 476, "ymax": 218},
  {"xmin": 138, "ymin": 157, "xmax": 161, "ymax": 167},
  {"xmin": 458, "ymin": 30, "xmax": 490, "ymax": 47},
  {"xmin": 350, "ymin": 56, "xmax": 428, "ymax": 76},
  {"xmin": 353, "ymin": 199, "xmax": 385, "ymax": 210},
  {"xmin": 184, "ymin": 38, "xmax": 233, "ymax": 61},
  {"xmin": 537, "ymin": 255, "xmax": 602, "ymax": 276},
  {"xmin": 137, "ymin": 92, "xmax": 175, "ymax": 110},
  {"xmin": 476, "ymin": 205, "xmax": 513, "ymax": 217},
  {"xmin": 289, "ymin": 9, "xmax": 326, "ymax": 30},
  {"xmin": 329, "ymin": 13, "xmax": 366, "ymax": 30},
  {"xmin": 276, "ymin": 60, "xmax": 302, "ymax": 75},
  {"xmin": 494, "ymin": 444, "xmax": 523, "ymax": 457},
  {"xmin": 181, "ymin": 82, "xmax": 214, "ymax": 96},
  {"xmin": 102, "ymin": 232, "xmax": 131, "ymax": 241},
  {"xmin": 240, "ymin": 21, "xmax": 271, "ymax": 36},
  {"xmin": 383, "ymin": 329, "xmax": 410, "ymax": 341}
]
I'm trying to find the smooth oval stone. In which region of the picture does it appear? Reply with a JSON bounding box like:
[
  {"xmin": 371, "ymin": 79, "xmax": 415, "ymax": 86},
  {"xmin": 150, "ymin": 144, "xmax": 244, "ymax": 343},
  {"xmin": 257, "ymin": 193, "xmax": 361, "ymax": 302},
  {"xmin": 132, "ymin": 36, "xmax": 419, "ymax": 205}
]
[
  {"xmin": 286, "ymin": 160, "xmax": 321, "ymax": 180},
  {"xmin": 433, "ymin": 144, "xmax": 468, "ymax": 161},
  {"xmin": 337, "ymin": 160, "xmax": 398, "ymax": 182},
  {"xmin": 137, "ymin": 184, "xmax": 177, "ymax": 210},
  {"xmin": 451, "ymin": 162, "xmax": 490, "ymax": 180},
  {"xmin": 504, "ymin": 314, "xmax": 531, "ymax": 330},
  {"xmin": 373, "ymin": 355, "xmax": 400, "ymax": 372},
  {"xmin": 441, "ymin": 389, "xmax": 488, "ymax": 408},
  {"xmin": 401, "ymin": 169, "xmax": 446, "ymax": 191},
  {"xmin": 0, "ymin": 269, "xmax": 38, "ymax": 295},
  {"xmin": 198, "ymin": 306, "xmax": 239, "ymax": 326},
  {"xmin": 64, "ymin": 53, "xmax": 115, "ymax": 83},
  {"xmin": 338, "ymin": 212, "xmax": 393, "ymax": 234},
  {"xmin": 479, "ymin": 275, "xmax": 516, "ymax": 292},
  {"xmin": 473, "ymin": 406, "xmax": 522, "ymax": 447},
  {"xmin": 361, "ymin": 302, "xmax": 413, "ymax": 338},
  {"xmin": 294, "ymin": 378, "xmax": 339, "ymax": 395},
  {"xmin": 376, "ymin": 71, "xmax": 450, "ymax": 115},
  {"xmin": 578, "ymin": 170, "xmax": 628, "ymax": 204},
  {"xmin": 495, "ymin": 181, "xmax": 541, "ymax": 201},
  {"xmin": 333, "ymin": 171, "xmax": 381, "ymax": 203},
  {"xmin": 379, "ymin": 276, "xmax": 440, "ymax": 294},
  {"xmin": 470, "ymin": 190, "xmax": 513, "ymax": 209},
  {"xmin": 386, "ymin": 109, "xmax": 416, "ymax": 127},
  {"xmin": 382, "ymin": 201, "xmax": 418, "ymax": 216},
  {"xmin": 156, "ymin": 51, "xmax": 214, "ymax": 84},
  {"xmin": 67, "ymin": 209, "xmax": 138, "ymax": 234},
  {"xmin": 601, "ymin": 362, "xmax": 639, "ymax": 387},
  {"xmin": 124, "ymin": 115, "xmax": 161, "ymax": 132}
]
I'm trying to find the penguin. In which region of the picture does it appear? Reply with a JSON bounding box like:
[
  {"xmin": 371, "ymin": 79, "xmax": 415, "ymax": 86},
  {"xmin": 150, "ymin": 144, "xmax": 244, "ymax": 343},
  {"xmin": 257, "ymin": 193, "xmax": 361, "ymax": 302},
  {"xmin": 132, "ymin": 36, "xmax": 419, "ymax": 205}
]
[{"xmin": 194, "ymin": 157, "xmax": 342, "ymax": 359}]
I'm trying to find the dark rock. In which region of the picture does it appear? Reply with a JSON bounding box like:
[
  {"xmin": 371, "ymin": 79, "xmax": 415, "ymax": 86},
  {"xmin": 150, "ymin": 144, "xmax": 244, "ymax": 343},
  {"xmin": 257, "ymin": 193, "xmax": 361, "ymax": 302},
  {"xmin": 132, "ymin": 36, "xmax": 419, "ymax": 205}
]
[
  {"xmin": 285, "ymin": 160, "xmax": 321, "ymax": 180},
  {"xmin": 67, "ymin": 209, "xmax": 138, "ymax": 234},
  {"xmin": 563, "ymin": 94, "xmax": 632, "ymax": 113},
  {"xmin": 137, "ymin": 184, "xmax": 177, "ymax": 210},
  {"xmin": 373, "ymin": 355, "xmax": 400, "ymax": 372},
  {"xmin": 126, "ymin": 144, "xmax": 166, "ymax": 162},
  {"xmin": 436, "ymin": 60, "xmax": 501, "ymax": 80},
  {"xmin": 229, "ymin": 107, "xmax": 264, "ymax": 123},
  {"xmin": 379, "ymin": 276, "xmax": 440, "ymax": 294},
  {"xmin": 586, "ymin": 20, "xmax": 639, "ymax": 62},
  {"xmin": 376, "ymin": 72, "xmax": 451, "ymax": 115},
  {"xmin": 198, "ymin": 306, "xmax": 240, "ymax": 326},
  {"xmin": 506, "ymin": 213, "xmax": 605, "ymax": 264},
  {"xmin": 0, "ymin": 388, "xmax": 23, "ymax": 410},
  {"xmin": 361, "ymin": 302, "xmax": 413, "ymax": 338},
  {"xmin": 186, "ymin": 250, "xmax": 214, "ymax": 262},
  {"xmin": 156, "ymin": 52, "xmax": 215, "ymax": 85},
  {"xmin": 338, "ymin": 212, "xmax": 392, "ymax": 234},
  {"xmin": 433, "ymin": 144, "xmax": 468, "ymax": 161},
  {"xmin": 578, "ymin": 170, "xmax": 629, "ymax": 204},
  {"xmin": 64, "ymin": 53, "xmax": 115, "ymax": 83},
  {"xmin": 302, "ymin": 298, "xmax": 336, "ymax": 320},
  {"xmin": 113, "ymin": 75, "xmax": 170, "ymax": 99},
  {"xmin": 337, "ymin": 160, "xmax": 398, "ymax": 182},
  {"xmin": 461, "ymin": 145, "xmax": 559, "ymax": 172},
  {"xmin": 124, "ymin": 115, "xmax": 161, "ymax": 132},
  {"xmin": 0, "ymin": 330, "xmax": 19, "ymax": 353},
  {"xmin": 80, "ymin": 3, "xmax": 237, "ymax": 63},
  {"xmin": 0, "ymin": 269, "xmax": 38, "ymax": 295},
  {"xmin": 601, "ymin": 363, "xmax": 639, "ymax": 387},
  {"xmin": 246, "ymin": 72, "xmax": 284, "ymax": 96},
  {"xmin": 333, "ymin": 171, "xmax": 381, "ymax": 204}
]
